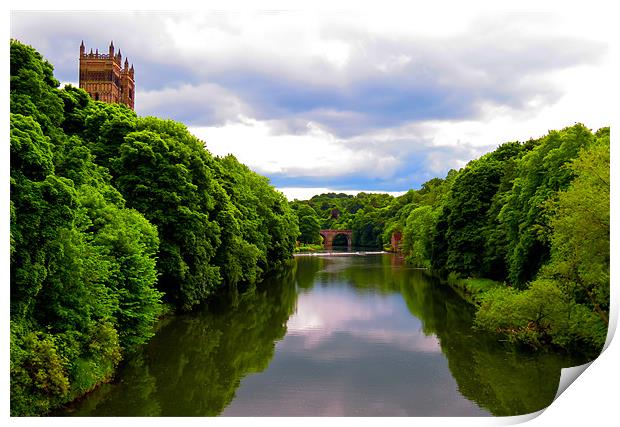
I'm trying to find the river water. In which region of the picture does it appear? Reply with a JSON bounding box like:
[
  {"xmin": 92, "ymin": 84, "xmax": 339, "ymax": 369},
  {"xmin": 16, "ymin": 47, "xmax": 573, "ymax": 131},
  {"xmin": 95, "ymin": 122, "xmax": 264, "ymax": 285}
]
[{"xmin": 62, "ymin": 253, "xmax": 585, "ymax": 417}]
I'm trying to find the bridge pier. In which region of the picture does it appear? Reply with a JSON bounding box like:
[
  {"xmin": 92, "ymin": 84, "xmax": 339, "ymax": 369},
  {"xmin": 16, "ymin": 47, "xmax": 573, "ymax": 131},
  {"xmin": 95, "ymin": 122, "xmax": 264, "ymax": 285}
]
[{"xmin": 391, "ymin": 231, "xmax": 402, "ymax": 252}]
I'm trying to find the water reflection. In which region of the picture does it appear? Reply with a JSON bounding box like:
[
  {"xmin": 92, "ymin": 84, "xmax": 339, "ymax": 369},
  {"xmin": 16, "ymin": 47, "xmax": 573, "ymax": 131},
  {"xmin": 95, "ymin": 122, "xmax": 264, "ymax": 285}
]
[
  {"xmin": 63, "ymin": 268, "xmax": 298, "ymax": 416},
  {"xmin": 64, "ymin": 254, "xmax": 584, "ymax": 416},
  {"xmin": 222, "ymin": 257, "xmax": 473, "ymax": 416},
  {"xmin": 290, "ymin": 255, "xmax": 585, "ymax": 416}
]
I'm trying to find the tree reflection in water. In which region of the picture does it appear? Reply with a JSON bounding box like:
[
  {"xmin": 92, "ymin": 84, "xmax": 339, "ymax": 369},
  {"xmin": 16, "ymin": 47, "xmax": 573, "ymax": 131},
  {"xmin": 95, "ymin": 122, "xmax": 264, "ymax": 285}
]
[
  {"xmin": 63, "ymin": 266, "xmax": 298, "ymax": 416},
  {"xmin": 63, "ymin": 255, "xmax": 585, "ymax": 416},
  {"xmin": 316, "ymin": 255, "xmax": 587, "ymax": 416}
]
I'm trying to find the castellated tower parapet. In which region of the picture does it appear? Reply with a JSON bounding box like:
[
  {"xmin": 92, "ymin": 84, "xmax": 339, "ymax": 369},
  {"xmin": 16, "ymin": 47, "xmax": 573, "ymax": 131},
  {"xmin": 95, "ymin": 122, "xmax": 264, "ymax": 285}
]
[{"xmin": 79, "ymin": 41, "xmax": 135, "ymax": 110}]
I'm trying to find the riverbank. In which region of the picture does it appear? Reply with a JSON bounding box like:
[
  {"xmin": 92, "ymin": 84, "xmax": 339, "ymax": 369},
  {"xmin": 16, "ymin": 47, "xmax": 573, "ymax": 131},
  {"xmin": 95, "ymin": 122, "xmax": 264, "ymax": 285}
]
[
  {"xmin": 61, "ymin": 254, "xmax": 580, "ymax": 416},
  {"xmin": 442, "ymin": 273, "xmax": 503, "ymax": 306},
  {"xmin": 293, "ymin": 243, "xmax": 323, "ymax": 253}
]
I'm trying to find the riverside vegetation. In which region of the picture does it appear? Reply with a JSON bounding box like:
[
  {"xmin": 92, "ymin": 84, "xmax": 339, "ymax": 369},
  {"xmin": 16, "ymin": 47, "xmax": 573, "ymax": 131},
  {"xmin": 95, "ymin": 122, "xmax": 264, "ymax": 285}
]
[
  {"xmin": 291, "ymin": 125, "xmax": 609, "ymax": 356},
  {"xmin": 10, "ymin": 40, "xmax": 298, "ymax": 416},
  {"xmin": 11, "ymin": 40, "xmax": 609, "ymax": 416}
]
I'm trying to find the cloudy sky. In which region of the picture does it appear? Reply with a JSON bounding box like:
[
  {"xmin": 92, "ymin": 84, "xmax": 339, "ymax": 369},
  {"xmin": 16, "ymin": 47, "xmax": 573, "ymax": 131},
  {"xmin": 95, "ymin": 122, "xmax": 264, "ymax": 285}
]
[{"xmin": 10, "ymin": 4, "xmax": 612, "ymax": 200}]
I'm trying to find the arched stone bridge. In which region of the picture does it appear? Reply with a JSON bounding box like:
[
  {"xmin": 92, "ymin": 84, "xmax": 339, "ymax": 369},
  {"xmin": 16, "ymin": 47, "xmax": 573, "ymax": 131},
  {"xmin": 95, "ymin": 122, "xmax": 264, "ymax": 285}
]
[{"xmin": 319, "ymin": 229, "xmax": 352, "ymax": 250}]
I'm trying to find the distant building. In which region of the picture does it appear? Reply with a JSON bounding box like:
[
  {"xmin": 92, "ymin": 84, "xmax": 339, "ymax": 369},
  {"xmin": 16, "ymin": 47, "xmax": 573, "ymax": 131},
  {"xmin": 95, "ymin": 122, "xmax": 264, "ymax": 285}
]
[
  {"xmin": 79, "ymin": 41, "xmax": 135, "ymax": 110},
  {"xmin": 391, "ymin": 231, "xmax": 402, "ymax": 252}
]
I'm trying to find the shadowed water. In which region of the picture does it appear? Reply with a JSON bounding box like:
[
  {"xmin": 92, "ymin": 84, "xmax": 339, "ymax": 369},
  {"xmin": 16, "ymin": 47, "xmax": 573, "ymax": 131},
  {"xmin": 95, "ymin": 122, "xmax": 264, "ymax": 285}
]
[{"xmin": 62, "ymin": 254, "xmax": 584, "ymax": 416}]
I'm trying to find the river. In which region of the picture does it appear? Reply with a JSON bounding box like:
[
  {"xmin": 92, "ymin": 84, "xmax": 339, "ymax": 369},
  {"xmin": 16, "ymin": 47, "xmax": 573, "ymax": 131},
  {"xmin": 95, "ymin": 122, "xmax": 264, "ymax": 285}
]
[{"xmin": 61, "ymin": 253, "xmax": 585, "ymax": 416}]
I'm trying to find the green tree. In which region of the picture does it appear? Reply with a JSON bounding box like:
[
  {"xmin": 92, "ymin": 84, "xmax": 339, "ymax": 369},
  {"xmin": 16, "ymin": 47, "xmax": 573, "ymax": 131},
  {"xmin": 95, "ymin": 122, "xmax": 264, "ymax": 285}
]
[
  {"xmin": 403, "ymin": 205, "xmax": 435, "ymax": 268},
  {"xmin": 10, "ymin": 41, "xmax": 161, "ymax": 415},
  {"xmin": 499, "ymin": 124, "xmax": 595, "ymax": 287},
  {"xmin": 111, "ymin": 122, "xmax": 222, "ymax": 310},
  {"xmin": 213, "ymin": 154, "xmax": 299, "ymax": 283},
  {"xmin": 395, "ymin": 176, "xmax": 453, "ymax": 265},
  {"xmin": 298, "ymin": 214, "xmax": 321, "ymax": 244},
  {"xmin": 544, "ymin": 129, "xmax": 609, "ymax": 323},
  {"xmin": 436, "ymin": 154, "xmax": 505, "ymax": 277},
  {"xmin": 10, "ymin": 39, "xmax": 63, "ymax": 133},
  {"xmin": 475, "ymin": 131, "xmax": 609, "ymax": 354},
  {"xmin": 291, "ymin": 202, "xmax": 321, "ymax": 244}
]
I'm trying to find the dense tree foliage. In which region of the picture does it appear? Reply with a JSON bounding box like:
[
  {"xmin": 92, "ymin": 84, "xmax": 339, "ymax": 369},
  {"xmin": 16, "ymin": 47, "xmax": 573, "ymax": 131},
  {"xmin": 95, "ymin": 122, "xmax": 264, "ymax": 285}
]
[
  {"xmin": 10, "ymin": 41, "xmax": 161, "ymax": 415},
  {"xmin": 10, "ymin": 40, "xmax": 298, "ymax": 415},
  {"xmin": 64, "ymin": 269, "xmax": 298, "ymax": 416},
  {"xmin": 290, "ymin": 201, "xmax": 322, "ymax": 244},
  {"xmin": 432, "ymin": 142, "xmax": 527, "ymax": 279},
  {"xmin": 398, "ymin": 124, "xmax": 608, "ymax": 355},
  {"xmin": 475, "ymin": 129, "xmax": 609, "ymax": 353},
  {"xmin": 291, "ymin": 192, "xmax": 395, "ymax": 248},
  {"xmin": 499, "ymin": 126, "xmax": 596, "ymax": 286},
  {"xmin": 293, "ymin": 124, "xmax": 609, "ymax": 356},
  {"xmin": 212, "ymin": 154, "xmax": 299, "ymax": 283}
]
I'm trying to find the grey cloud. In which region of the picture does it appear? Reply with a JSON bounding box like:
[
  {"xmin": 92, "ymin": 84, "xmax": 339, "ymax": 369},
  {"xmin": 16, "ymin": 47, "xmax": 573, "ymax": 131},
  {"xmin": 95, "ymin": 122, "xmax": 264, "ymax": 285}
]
[
  {"xmin": 138, "ymin": 82, "xmax": 253, "ymax": 125},
  {"xmin": 266, "ymin": 130, "xmax": 493, "ymax": 191},
  {"xmin": 11, "ymin": 11, "xmax": 607, "ymax": 135}
]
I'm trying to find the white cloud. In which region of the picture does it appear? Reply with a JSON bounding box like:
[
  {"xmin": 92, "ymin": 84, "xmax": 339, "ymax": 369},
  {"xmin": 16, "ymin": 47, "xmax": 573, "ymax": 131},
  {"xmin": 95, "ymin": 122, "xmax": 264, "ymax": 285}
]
[
  {"xmin": 284, "ymin": 290, "xmax": 441, "ymax": 354},
  {"xmin": 190, "ymin": 117, "xmax": 401, "ymax": 177},
  {"xmin": 414, "ymin": 59, "xmax": 612, "ymax": 151}
]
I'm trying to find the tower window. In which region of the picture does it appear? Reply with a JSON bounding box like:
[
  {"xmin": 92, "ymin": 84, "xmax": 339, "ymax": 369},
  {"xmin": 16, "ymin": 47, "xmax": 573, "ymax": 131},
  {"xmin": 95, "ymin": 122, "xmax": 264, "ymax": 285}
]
[{"xmin": 95, "ymin": 92, "xmax": 99, "ymax": 101}]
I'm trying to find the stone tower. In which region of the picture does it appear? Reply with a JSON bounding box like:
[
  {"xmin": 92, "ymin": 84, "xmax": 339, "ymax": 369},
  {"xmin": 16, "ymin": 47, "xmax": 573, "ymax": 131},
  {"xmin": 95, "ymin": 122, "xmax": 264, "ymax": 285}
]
[{"xmin": 79, "ymin": 41, "xmax": 135, "ymax": 110}]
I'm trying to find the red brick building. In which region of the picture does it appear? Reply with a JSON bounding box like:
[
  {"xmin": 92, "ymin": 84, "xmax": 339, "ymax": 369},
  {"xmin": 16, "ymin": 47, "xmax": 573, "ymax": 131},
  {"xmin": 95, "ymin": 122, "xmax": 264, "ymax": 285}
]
[{"xmin": 79, "ymin": 41, "xmax": 135, "ymax": 110}]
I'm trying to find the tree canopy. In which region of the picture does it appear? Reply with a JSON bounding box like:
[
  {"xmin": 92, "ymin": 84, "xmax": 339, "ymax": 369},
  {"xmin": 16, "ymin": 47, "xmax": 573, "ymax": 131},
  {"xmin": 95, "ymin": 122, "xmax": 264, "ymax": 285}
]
[
  {"xmin": 10, "ymin": 39, "xmax": 298, "ymax": 416},
  {"xmin": 392, "ymin": 124, "xmax": 608, "ymax": 355},
  {"xmin": 293, "ymin": 124, "xmax": 609, "ymax": 356}
]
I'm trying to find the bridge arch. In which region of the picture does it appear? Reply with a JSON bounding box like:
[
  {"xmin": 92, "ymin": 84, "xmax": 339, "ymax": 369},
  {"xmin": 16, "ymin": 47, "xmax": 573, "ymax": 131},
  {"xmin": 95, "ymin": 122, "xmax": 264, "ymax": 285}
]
[{"xmin": 319, "ymin": 229, "xmax": 352, "ymax": 250}]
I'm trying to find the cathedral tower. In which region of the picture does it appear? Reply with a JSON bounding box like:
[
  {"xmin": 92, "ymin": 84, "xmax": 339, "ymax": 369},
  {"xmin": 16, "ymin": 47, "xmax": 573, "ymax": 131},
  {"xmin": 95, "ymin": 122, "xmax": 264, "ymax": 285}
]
[{"xmin": 79, "ymin": 41, "xmax": 135, "ymax": 110}]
